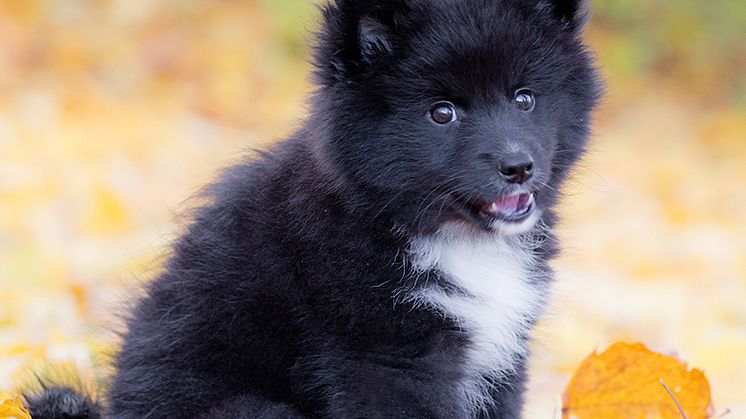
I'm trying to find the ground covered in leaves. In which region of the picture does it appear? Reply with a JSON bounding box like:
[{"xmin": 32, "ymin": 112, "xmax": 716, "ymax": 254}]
[{"xmin": 1, "ymin": 1, "xmax": 744, "ymax": 416}]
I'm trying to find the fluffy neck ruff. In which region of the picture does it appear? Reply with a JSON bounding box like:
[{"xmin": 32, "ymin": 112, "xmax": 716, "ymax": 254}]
[{"xmin": 406, "ymin": 223, "xmax": 548, "ymax": 413}]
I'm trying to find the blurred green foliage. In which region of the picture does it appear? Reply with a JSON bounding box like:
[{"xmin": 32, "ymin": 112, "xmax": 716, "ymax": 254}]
[
  {"xmin": 260, "ymin": 0, "xmax": 319, "ymax": 55},
  {"xmin": 592, "ymin": 0, "xmax": 746, "ymax": 105}
]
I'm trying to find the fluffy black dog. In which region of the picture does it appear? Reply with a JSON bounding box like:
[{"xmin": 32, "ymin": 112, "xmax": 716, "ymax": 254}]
[{"xmin": 27, "ymin": 0, "xmax": 600, "ymax": 417}]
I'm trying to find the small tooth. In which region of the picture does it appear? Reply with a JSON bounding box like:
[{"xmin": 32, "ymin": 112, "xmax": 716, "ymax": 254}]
[{"xmin": 489, "ymin": 202, "xmax": 499, "ymax": 214}]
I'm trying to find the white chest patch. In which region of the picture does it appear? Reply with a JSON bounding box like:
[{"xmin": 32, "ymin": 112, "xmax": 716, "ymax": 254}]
[{"xmin": 406, "ymin": 224, "xmax": 546, "ymax": 412}]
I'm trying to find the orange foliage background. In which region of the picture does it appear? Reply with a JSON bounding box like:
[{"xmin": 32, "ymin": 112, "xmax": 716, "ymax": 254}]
[{"xmin": 0, "ymin": 0, "xmax": 744, "ymax": 416}]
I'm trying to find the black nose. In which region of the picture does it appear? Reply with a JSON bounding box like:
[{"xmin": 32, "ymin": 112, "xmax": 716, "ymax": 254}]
[{"xmin": 499, "ymin": 152, "xmax": 534, "ymax": 184}]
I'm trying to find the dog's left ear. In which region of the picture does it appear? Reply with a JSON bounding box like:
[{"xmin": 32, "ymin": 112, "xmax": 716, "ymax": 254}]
[{"xmin": 542, "ymin": 0, "xmax": 590, "ymax": 32}]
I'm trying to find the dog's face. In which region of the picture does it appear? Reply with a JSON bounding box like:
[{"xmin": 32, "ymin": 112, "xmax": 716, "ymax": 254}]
[{"xmin": 313, "ymin": 0, "xmax": 600, "ymax": 235}]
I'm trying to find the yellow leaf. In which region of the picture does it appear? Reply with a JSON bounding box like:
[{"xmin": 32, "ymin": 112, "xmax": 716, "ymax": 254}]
[
  {"xmin": 562, "ymin": 342, "xmax": 713, "ymax": 419},
  {"xmin": 0, "ymin": 396, "xmax": 31, "ymax": 419}
]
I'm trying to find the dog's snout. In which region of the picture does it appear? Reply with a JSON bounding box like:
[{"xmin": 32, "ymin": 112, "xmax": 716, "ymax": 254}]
[{"xmin": 499, "ymin": 152, "xmax": 534, "ymax": 184}]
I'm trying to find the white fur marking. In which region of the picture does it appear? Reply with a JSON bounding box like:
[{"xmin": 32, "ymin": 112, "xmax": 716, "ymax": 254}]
[{"xmin": 407, "ymin": 222, "xmax": 545, "ymax": 412}]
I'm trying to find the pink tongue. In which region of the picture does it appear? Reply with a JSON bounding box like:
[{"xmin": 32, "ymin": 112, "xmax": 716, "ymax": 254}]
[
  {"xmin": 494, "ymin": 195, "xmax": 520, "ymax": 212},
  {"xmin": 484, "ymin": 194, "xmax": 530, "ymax": 216}
]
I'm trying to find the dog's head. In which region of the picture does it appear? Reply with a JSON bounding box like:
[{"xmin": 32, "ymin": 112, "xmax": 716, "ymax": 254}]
[{"xmin": 311, "ymin": 0, "xmax": 601, "ymax": 235}]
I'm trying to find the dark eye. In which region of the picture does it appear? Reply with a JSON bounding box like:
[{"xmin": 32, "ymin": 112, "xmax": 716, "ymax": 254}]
[
  {"xmin": 514, "ymin": 89, "xmax": 536, "ymax": 112},
  {"xmin": 429, "ymin": 103, "xmax": 457, "ymax": 124}
]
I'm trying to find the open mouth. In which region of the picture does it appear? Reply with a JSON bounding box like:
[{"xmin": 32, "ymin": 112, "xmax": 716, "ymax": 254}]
[
  {"xmin": 481, "ymin": 192, "xmax": 535, "ymax": 222},
  {"xmin": 456, "ymin": 192, "xmax": 536, "ymax": 226}
]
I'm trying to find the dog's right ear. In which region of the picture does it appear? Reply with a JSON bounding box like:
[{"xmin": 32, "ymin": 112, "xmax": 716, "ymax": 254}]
[
  {"xmin": 358, "ymin": 16, "xmax": 393, "ymax": 61},
  {"xmin": 313, "ymin": 0, "xmax": 403, "ymax": 85}
]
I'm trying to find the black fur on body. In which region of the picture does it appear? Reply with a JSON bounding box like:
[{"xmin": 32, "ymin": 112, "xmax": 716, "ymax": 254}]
[{"xmin": 26, "ymin": 0, "xmax": 600, "ymax": 417}]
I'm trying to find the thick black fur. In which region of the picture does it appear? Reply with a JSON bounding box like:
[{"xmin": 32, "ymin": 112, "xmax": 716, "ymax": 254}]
[
  {"xmin": 28, "ymin": 0, "xmax": 600, "ymax": 417},
  {"xmin": 25, "ymin": 386, "xmax": 101, "ymax": 419}
]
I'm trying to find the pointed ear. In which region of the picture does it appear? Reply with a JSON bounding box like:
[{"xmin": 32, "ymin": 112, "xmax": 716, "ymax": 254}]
[
  {"xmin": 543, "ymin": 0, "xmax": 590, "ymax": 32},
  {"xmin": 359, "ymin": 17, "xmax": 393, "ymax": 61},
  {"xmin": 313, "ymin": 0, "xmax": 404, "ymax": 85}
]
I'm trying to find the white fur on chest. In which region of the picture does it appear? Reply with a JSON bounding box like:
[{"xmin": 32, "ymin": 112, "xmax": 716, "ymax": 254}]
[{"xmin": 407, "ymin": 224, "xmax": 545, "ymax": 410}]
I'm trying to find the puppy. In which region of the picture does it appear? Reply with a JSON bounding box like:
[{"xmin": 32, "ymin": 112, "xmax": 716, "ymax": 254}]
[{"xmin": 27, "ymin": 0, "xmax": 600, "ymax": 417}]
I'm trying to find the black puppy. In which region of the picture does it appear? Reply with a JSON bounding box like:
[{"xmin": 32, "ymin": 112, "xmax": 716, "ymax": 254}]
[{"xmin": 27, "ymin": 0, "xmax": 600, "ymax": 417}]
